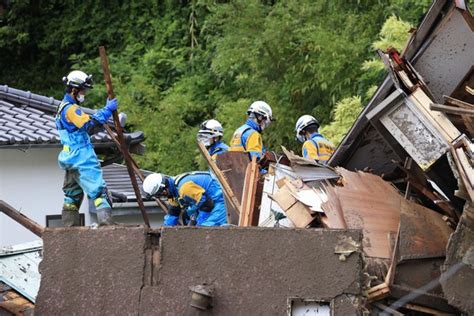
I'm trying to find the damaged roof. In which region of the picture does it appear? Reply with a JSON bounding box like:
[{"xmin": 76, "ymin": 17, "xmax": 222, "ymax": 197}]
[
  {"xmin": 329, "ymin": 0, "xmax": 473, "ymax": 168},
  {"xmin": 0, "ymin": 85, "xmax": 144, "ymax": 148},
  {"xmin": 0, "ymin": 240, "xmax": 42, "ymax": 303}
]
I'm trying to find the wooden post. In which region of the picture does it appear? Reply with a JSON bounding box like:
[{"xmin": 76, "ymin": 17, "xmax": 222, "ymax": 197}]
[
  {"xmin": 197, "ymin": 141, "xmax": 241, "ymax": 220},
  {"xmin": 99, "ymin": 46, "xmax": 150, "ymax": 227},
  {"xmin": 239, "ymin": 156, "xmax": 259, "ymax": 226},
  {"xmin": 0, "ymin": 201, "xmax": 44, "ymax": 237},
  {"xmin": 430, "ymin": 103, "xmax": 474, "ymax": 116}
]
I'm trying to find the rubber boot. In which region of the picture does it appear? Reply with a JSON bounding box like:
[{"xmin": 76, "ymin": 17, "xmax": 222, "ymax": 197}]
[
  {"xmin": 96, "ymin": 207, "xmax": 116, "ymax": 226},
  {"xmin": 62, "ymin": 204, "xmax": 81, "ymax": 227}
]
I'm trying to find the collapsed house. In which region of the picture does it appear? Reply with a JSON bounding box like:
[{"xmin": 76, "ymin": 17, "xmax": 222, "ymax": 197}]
[
  {"xmin": 327, "ymin": 0, "xmax": 473, "ymax": 313},
  {"xmin": 1, "ymin": 0, "xmax": 473, "ymax": 315}
]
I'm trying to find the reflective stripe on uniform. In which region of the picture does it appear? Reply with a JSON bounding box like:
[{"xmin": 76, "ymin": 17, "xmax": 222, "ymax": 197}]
[
  {"xmin": 303, "ymin": 137, "xmax": 335, "ymax": 162},
  {"xmin": 229, "ymin": 126, "xmax": 252, "ymax": 152}
]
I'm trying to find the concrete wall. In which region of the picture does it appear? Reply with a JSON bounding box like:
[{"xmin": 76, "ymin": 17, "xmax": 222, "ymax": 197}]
[
  {"xmin": 0, "ymin": 148, "xmax": 163, "ymax": 247},
  {"xmin": 36, "ymin": 227, "xmax": 364, "ymax": 315}
]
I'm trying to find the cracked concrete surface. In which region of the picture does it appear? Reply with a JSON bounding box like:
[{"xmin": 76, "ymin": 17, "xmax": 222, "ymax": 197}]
[{"xmin": 36, "ymin": 226, "xmax": 364, "ymax": 315}]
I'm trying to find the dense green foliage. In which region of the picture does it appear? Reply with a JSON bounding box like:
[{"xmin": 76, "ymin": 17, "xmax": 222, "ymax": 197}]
[
  {"xmin": 0, "ymin": 0, "xmax": 430, "ymax": 174},
  {"xmin": 323, "ymin": 15, "xmax": 415, "ymax": 146}
]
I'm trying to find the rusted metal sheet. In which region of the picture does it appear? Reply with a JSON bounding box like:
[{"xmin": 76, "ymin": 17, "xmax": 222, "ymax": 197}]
[
  {"xmin": 322, "ymin": 168, "xmax": 402, "ymax": 259},
  {"xmin": 398, "ymin": 200, "xmax": 454, "ymax": 261}
]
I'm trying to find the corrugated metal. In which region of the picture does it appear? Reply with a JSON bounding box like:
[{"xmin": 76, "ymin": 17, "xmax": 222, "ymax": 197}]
[{"xmin": 0, "ymin": 240, "xmax": 42, "ymax": 303}]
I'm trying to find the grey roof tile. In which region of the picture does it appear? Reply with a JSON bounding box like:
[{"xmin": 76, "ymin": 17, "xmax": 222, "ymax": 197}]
[
  {"xmin": 0, "ymin": 85, "xmax": 145, "ymax": 148},
  {"xmin": 102, "ymin": 163, "xmax": 153, "ymax": 202}
]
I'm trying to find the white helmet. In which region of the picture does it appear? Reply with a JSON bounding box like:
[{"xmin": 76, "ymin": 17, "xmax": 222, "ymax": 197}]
[
  {"xmin": 248, "ymin": 101, "xmax": 274, "ymax": 130},
  {"xmin": 295, "ymin": 115, "xmax": 320, "ymax": 143},
  {"xmin": 62, "ymin": 70, "xmax": 93, "ymax": 89},
  {"xmin": 197, "ymin": 119, "xmax": 224, "ymax": 146},
  {"xmin": 143, "ymin": 173, "xmax": 167, "ymax": 197}
]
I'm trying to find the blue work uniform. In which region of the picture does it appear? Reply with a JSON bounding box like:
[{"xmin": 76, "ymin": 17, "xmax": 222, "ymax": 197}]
[
  {"xmin": 302, "ymin": 133, "xmax": 335, "ymax": 164},
  {"xmin": 56, "ymin": 94, "xmax": 114, "ymax": 211},
  {"xmin": 208, "ymin": 140, "xmax": 229, "ymax": 161},
  {"xmin": 163, "ymin": 172, "xmax": 227, "ymax": 227},
  {"xmin": 229, "ymin": 119, "xmax": 266, "ymax": 161}
]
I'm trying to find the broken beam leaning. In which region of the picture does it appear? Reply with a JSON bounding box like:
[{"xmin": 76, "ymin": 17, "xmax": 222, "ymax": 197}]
[
  {"xmin": 103, "ymin": 125, "xmax": 169, "ymax": 214},
  {"xmin": 239, "ymin": 156, "xmax": 259, "ymax": 226},
  {"xmin": 0, "ymin": 200, "xmax": 44, "ymax": 237},
  {"xmin": 197, "ymin": 141, "xmax": 241, "ymax": 219},
  {"xmin": 99, "ymin": 46, "xmax": 150, "ymax": 227},
  {"xmin": 430, "ymin": 103, "xmax": 474, "ymax": 116}
]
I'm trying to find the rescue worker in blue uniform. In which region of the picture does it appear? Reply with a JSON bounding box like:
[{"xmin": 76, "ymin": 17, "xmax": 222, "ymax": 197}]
[
  {"xmin": 295, "ymin": 115, "xmax": 335, "ymax": 164},
  {"xmin": 142, "ymin": 172, "xmax": 227, "ymax": 227},
  {"xmin": 229, "ymin": 101, "xmax": 274, "ymax": 161},
  {"xmin": 56, "ymin": 70, "xmax": 118, "ymax": 226},
  {"xmin": 197, "ymin": 119, "xmax": 229, "ymax": 161}
]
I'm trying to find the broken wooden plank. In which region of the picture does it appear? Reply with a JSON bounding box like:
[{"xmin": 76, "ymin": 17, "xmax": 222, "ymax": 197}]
[
  {"xmin": 409, "ymin": 88, "xmax": 460, "ymax": 142},
  {"xmin": 430, "ymin": 102, "xmax": 474, "ymax": 116},
  {"xmin": 467, "ymin": 86, "xmax": 474, "ymax": 95},
  {"xmin": 442, "ymin": 95, "xmax": 474, "ymax": 138},
  {"xmin": 373, "ymin": 302, "xmax": 404, "ymax": 316},
  {"xmin": 444, "ymin": 95, "xmax": 474, "ymax": 108},
  {"xmin": 320, "ymin": 183, "xmax": 347, "ymax": 229},
  {"xmin": 197, "ymin": 141, "xmax": 241, "ymax": 221},
  {"xmin": 455, "ymin": 147, "xmax": 474, "ymax": 189},
  {"xmin": 367, "ymin": 282, "xmax": 390, "ymax": 302},
  {"xmin": 0, "ymin": 200, "xmax": 44, "ymax": 237},
  {"xmin": 239, "ymin": 156, "xmax": 259, "ymax": 226},
  {"xmin": 403, "ymin": 303, "xmax": 457, "ymax": 315}
]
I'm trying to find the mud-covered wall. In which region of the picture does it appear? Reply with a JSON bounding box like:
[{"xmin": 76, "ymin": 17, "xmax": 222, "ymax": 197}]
[{"xmin": 36, "ymin": 227, "xmax": 363, "ymax": 315}]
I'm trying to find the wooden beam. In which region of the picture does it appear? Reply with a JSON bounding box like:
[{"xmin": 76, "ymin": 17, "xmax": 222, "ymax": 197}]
[
  {"xmin": 373, "ymin": 302, "xmax": 404, "ymax": 316},
  {"xmin": 444, "ymin": 95, "xmax": 474, "ymax": 108},
  {"xmin": 403, "ymin": 303, "xmax": 457, "ymax": 315},
  {"xmin": 467, "ymin": 86, "xmax": 474, "ymax": 95},
  {"xmin": 197, "ymin": 141, "xmax": 241, "ymax": 219},
  {"xmin": 367, "ymin": 282, "xmax": 390, "ymax": 302},
  {"xmin": 0, "ymin": 200, "xmax": 44, "ymax": 237},
  {"xmin": 99, "ymin": 46, "xmax": 150, "ymax": 227},
  {"xmin": 450, "ymin": 146, "xmax": 474, "ymax": 201},
  {"xmin": 239, "ymin": 156, "xmax": 259, "ymax": 226},
  {"xmin": 103, "ymin": 125, "xmax": 169, "ymax": 214},
  {"xmin": 430, "ymin": 103, "xmax": 474, "ymax": 116}
]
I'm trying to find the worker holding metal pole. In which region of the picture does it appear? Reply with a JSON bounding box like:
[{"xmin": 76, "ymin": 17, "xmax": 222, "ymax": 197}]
[{"xmin": 56, "ymin": 70, "xmax": 117, "ymax": 226}]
